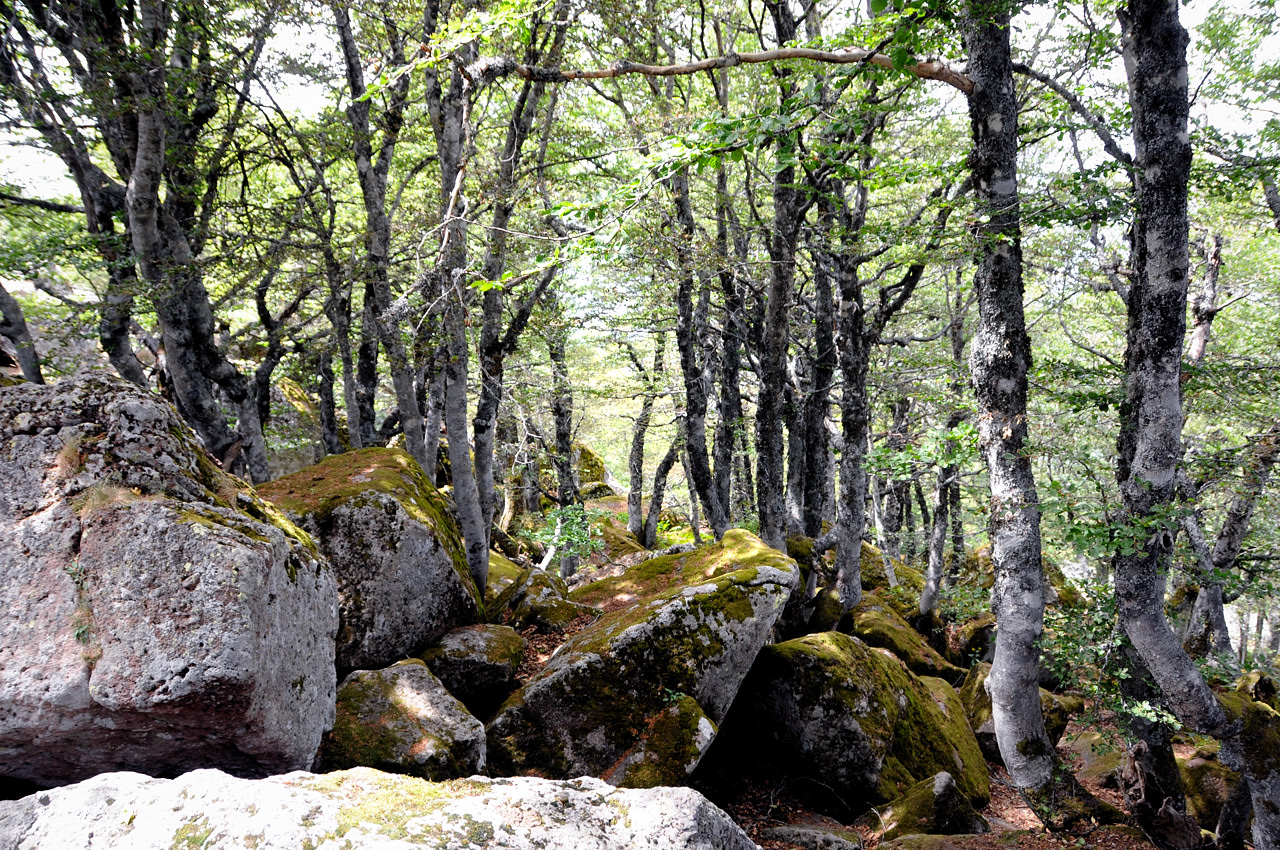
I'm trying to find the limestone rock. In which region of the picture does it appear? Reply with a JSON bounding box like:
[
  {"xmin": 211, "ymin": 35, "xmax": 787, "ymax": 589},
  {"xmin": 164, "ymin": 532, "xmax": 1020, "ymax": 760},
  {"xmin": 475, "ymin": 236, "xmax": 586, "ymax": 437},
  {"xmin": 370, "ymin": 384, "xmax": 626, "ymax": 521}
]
[
  {"xmin": 704, "ymin": 631, "xmax": 988, "ymax": 815},
  {"xmin": 763, "ymin": 821, "xmax": 864, "ymax": 850},
  {"xmin": 419, "ymin": 624, "xmax": 525, "ymax": 720},
  {"xmin": 0, "ymin": 372, "xmax": 337, "ymax": 786},
  {"xmin": 488, "ymin": 529, "xmax": 798, "ymax": 780},
  {"xmin": 263, "ymin": 378, "xmax": 325, "ymax": 480},
  {"xmin": 853, "ymin": 772, "xmax": 988, "ymax": 841},
  {"xmin": 259, "ymin": 447, "xmax": 481, "ymax": 671},
  {"xmin": 498, "ymin": 568, "xmax": 601, "ymax": 634},
  {"xmin": 321, "ymin": 660, "xmax": 486, "ymax": 780},
  {"xmin": 0, "ymin": 767, "xmax": 759, "ymax": 849}
]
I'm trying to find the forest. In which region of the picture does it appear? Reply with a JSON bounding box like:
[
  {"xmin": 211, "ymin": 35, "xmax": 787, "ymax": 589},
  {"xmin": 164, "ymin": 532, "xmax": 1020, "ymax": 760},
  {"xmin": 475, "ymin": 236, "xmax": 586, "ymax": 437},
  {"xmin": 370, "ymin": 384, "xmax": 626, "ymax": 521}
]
[{"xmin": 0, "ymin": 0, "xmax": 1279, "ymax": 844}]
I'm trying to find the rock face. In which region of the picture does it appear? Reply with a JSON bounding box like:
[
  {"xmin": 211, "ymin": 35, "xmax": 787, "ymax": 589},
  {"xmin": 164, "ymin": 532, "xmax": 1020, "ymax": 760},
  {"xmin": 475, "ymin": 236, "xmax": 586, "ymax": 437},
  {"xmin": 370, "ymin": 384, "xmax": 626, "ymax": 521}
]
[
  {"xmin": 497, "ymin": 569, "xmax": 601, "ymax": 633},
  {"xmin": 0, "ymin": 767, "xmax": 760, "ymax": 849},
  {"xmin": 320, "ymin": 660, "xmax": 486, "ymax": 780},
  {"xmin": 259, "ymin": 447, "xmax": 482, "ymax": 672},
  {"xmin": 262, "ymin": 378, "xmax": 325, "ymax": 480},
  {"xmin": 704, "ymin": 631, "xmax": 988, "ymax": 815},
  {"xmin": 419, "ymin": 624, "xmax": 525, "ymax": 720},
  {"xmin": 488, "ymin": 529, "xmax": 798, "ymax": 781},
  {"xmin": 0, "ymin": 372, "xmax": 337, "ymax": 786}
]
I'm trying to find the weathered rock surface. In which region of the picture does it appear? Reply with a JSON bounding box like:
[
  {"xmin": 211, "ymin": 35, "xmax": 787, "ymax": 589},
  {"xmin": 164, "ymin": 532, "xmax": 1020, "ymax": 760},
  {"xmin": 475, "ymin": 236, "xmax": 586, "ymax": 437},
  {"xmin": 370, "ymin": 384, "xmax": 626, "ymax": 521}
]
[
  {"xmin": 419, "ymin": 624, "xmax": 525, "ymax": 720},
  {"xmin": 488, "ymin": 529, "xmax": 798, "ymax": 780},
  {"xmin": 259, "ymin": 447, "xmax": 481, "ymax": 671},
  {"xmin": 0, "ymin": 767, "xmax": 760, "ymax": 849},
  {"xmin": 957, "ymin": 663, "xmax": 1082, "ymax": 764},
  {"xmin": 762, "ymin": 821, "xmax": 864, "ymax": 850},
  {"xmin": 0, "ymin": 372, "xmax": 337, "ymax": 786},
  {"xmin": 262, "ymin": 378, "xmax": 325, "ymax": 480},
  {"xmin": 703, "ymin": 631, "xmax": 988, "ymax": 815},
  {"xmin": 853, "ymin": 772, "xmax": 988, "ymax": 841},
  {"xmin": 320, "ymin": 660, "xmax": 486, "ymax": 780}
]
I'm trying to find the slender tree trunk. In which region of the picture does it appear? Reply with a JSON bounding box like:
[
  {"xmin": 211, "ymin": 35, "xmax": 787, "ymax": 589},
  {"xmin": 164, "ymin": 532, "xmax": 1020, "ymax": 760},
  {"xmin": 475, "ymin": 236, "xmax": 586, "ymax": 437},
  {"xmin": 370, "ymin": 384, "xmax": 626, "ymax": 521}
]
[
  {"xmin": 642, "ymin": 438, "xmax": 682, "ymax": 549},
  {"xmin": 964, "ymin": 5, "xmax": 1098, "ymax": 824},
  {"xmin": 0, "ymin": 283, "xmax": 44, "ymax": 384},
  {"xmin": 672, "ymin": 169, "xmax": 729, "ymax": 539}
]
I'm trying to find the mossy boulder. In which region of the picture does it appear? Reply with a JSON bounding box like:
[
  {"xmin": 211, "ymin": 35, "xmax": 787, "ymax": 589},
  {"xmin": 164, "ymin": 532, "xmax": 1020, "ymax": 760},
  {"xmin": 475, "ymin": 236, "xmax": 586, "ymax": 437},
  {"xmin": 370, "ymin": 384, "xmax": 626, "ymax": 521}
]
[
  {"xmin": 259, "ymin": 447, "xmax": 482, "ymax": 671},
  {"xmin": 853, "ymin": 772, "xmax": 988, "ymax": 841},
  {"xmin": 839, "ymin": 591, "xmax": 967, "ymax": 685},
  {"xmin": 950, "ymin": 612, "xmax": 995, "ymax": 667},
  {"xmin": 0, "ymin": 371, "xmax": 337, "ymax": 786},
  {"xmin": 860, "ymin": 541, "xmax": 925, "ymax": 604},
  {"xmin": 321, "ymin": 660, "xmax": 486, "ymax": 780},
  {"xmin": 601, "ymin": 695, "xmax": 718, "ymax": 788},
  {"xmin": 500, "ymin": 568, "xmax": 601, "ymax": 634},
  {"xmin": 597, "ymin": 514, "xmax": 646, "ymax": 559},
  {"xmin": 1217, "ymin": 680, "xmax": 1280, "ymax": 842},
  {"xmin": 1058, "ymin": 730, "xmax": 1126, "ymax": 786},
  {"xmin": 762, "ymin": 822, "xmax": 863, "ymax": 850},
  {"xmin": 704, "ymin": 631, "xmax": 988, "ymax": 816},
  {"xmin": 957, "ymin": 663, "xmax": 1082, "ymax": 764},
  {"xmin": 485, "ymin": 551, "xmax": 525, "ymax": 609},
  {"xmin": 419, "ymin": 624, "xmax": 525, "ymax": 721},
  {"xmin": 487, "ymin": 529, "xmax": 798, "ymax": 780}
]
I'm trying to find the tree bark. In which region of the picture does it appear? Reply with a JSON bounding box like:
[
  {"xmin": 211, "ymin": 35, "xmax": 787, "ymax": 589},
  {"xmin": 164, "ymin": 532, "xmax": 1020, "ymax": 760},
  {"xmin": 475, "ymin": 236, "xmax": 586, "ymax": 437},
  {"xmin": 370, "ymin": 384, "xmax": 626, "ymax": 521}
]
[
  {"xmin": 964, "ymin": 5, "xmax": 1097, "ymax": 824},
  {"xmin": 0, "ymin": 282, "xmax": 44, "ymax": 384}
]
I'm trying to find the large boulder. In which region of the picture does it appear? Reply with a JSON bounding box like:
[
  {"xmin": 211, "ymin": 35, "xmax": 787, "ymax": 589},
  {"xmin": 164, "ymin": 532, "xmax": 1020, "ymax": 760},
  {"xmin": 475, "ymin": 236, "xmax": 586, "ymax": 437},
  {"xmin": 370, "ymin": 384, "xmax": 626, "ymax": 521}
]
[
  {"xmin": 0, "ymin": 767, "xmax": 759, "ymax": 849},
  {"xmin": 0, "ymin": 372, "xmax": 337, "ymax": 786},
  {"xmin": 703, "ymin": 631, "xmax": 988, "ymax": 816},
  {"xmin": 487, "ymin": 529, "xmax": 798, "ymax": 781},
  {"xmin": 419, "ymin": 624, "xmax": 525, "ymax": 720},
  {"xmin": 320, "ymin": 660, "xmax": 486, "ymax": 780},
  {"xmin": 259, "ymin": 447, "xmax": 482, "ymax": 672},
  {"xmin": 496, "ymin": 568, "xmax": 601, "ymax": 634},
  {"xmin": 262, "ymin": 378, "xmax": 325, "ymax": 479}
]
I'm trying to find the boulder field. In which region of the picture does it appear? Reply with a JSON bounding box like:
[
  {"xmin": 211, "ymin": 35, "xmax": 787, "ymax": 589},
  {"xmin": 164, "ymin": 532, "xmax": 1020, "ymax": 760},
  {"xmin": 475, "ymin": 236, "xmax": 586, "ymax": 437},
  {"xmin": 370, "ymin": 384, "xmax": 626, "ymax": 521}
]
[{"xmin": 6, "ymin": 374, "xmax": 1275, "ymax": 847}]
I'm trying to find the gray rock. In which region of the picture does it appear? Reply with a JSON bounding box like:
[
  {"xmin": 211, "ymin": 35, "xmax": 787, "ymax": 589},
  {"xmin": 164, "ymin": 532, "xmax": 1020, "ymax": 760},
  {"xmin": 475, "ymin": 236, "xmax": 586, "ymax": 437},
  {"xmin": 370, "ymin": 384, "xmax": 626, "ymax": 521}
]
[
  {"xmin": 488, "ymin": 529, "xmax": 797, "ymax": 780},
  {"xmin": 259, "ymin": 447, "xmax": 482, "ymax": 672},
  {"xmin": 419, "ymin": 624, "xmax": 525, "ymax": 719},
  {"xmin": 0, "ymin": 767, "xmax": 761, "ymax": 849},
  {"xmin": 0, "ymin": 372, "xmax": 337, "ymax": 786},
  {"xmin": 762, "ymin": 823, "xmax": 864, "ymax": 850},
  {"xmin": 320, "ymin": 660, "xmax": 486, "ymax": 779}
]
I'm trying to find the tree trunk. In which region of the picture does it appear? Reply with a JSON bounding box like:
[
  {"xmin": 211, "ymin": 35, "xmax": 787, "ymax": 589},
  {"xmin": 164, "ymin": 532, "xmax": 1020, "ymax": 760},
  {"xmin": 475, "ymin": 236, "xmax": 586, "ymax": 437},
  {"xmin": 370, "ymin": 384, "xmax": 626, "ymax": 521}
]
[
  {"xmin": 672, "ymin": 169, "xmax": 730, "ymax": 539},
  {"xmin": 642, "ymin": 437, "xmax": 682, "ymax": 549},
  {"xmin": 965, "ymin": 5, "xmax": 1098, "ymax": 824},
  {"xmin": 0, "ymin": 283, "xmax": 44, "ymax": 384}
]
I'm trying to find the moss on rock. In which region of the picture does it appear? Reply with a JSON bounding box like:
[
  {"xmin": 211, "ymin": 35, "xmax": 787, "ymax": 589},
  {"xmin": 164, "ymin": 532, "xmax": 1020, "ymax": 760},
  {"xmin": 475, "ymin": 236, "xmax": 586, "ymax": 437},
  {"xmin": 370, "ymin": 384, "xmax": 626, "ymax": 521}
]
[
  {"xmin": 321, "ymin": 660, "xmax": 486, "ymax": 781},
  {"xmin": 487, "ymin": 529, "xmax": 797, "ymax": 781},
  {"xmin": 603, "ymin": 695, "xmax": 718, "ymax": 789},
  {"xmin": 840, "ymin": 591, "xmax": 967, "ymax": 685},
  {"xmin": 958, "ymin": 663, "xmax": 1080, "ymax": 765},
  {"xmin": 854, "ymin": 771, "xmax": 988, "ymax": 841},
  {"xmin": 485, "ymin": 551, "xmax": 525, "ymax": 610},
  {"xmin": 706, "ymin": 631, "xmax": 988, "ymax": 815}
]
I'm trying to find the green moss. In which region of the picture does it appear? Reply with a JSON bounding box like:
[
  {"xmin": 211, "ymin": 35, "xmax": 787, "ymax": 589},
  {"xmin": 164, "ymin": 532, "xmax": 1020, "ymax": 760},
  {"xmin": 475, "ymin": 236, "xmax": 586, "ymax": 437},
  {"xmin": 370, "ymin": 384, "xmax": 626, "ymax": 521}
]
[
  {"xmin": 574, "ymin": 442, "xmax": 608, "ymax": 484},
  {"xmin": 305, "ymin": 769, "xmax": 489, "ymax": 842},
  {"xmin": 485, "ymin": 552, "xmax": 525, "ymax": 610},
  {"xmin": 1218, "ymin": 690, "xmax": 1280, "ymax": 775},
  {"xmin": 1179, "ymin": 744, "xmax": 1241, "ymax": 827},
  {"xmin": 570, "ymin": 528, "xmax": 794, "ymax": 609},
  {"xmin": 171, "ymin": 816, "xmax": 213, "ymax": 849},
  {"xmin": 840, "ymin": 591, "xmax": 967, "ymax": 685},
  {"xmin": 259, "ymin": 447, "xmax": 473, "ymax": 599},
  {"xmin": 615, "ymin": 696, "xmax": 715, "ymax": 788},
  {"xmin": 763, "ymin": 632, "xmax": 988, "ymax": 807}
]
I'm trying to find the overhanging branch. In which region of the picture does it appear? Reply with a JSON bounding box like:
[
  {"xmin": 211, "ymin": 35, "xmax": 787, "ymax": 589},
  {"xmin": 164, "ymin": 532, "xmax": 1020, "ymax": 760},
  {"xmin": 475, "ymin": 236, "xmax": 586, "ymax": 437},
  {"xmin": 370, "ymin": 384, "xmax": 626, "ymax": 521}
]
[{"xmin": 465, "ymin": 47, "xmax": 972, "ymax": 94}]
